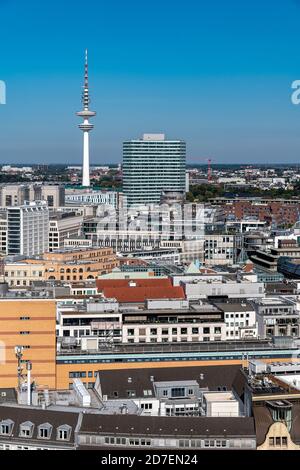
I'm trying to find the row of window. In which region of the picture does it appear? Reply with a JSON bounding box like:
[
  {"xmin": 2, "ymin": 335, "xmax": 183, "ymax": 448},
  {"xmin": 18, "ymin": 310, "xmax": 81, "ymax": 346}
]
[
  {"xmin": 180, "ymin": 439, "xmax": 228, "ymax": 448},
  {"xmin": 0, "ymin": 421, "xmax": 72, "ymax": 441},
  {"xmin": 48, "ymin": 275, "xmax": 95, "ymax": 281},
  {"xmin": 0, "ymin": 444, "xmax": 50, "ymax": 450},
  {"xmin": 126, "ymin": 327, "xmax": 221, "ymax": 336},
  {"xmin": 69, "ymin": 382, "xmax": 94, "ymax": 390},
  {"xmin": 69, "ymin": 371, "xmax": 95, "ymax": 378},
  {"xmin": 269, "ymin": 436, "xmax": 288, "ymax": 447},
  {"xmin": 68, "ymin": 250, "xmax": 112, "ymax": 260},
  {"xmin": 140, "ymin": 403, "xmax": 153, "ymax": 410},
  {"xmin": 5, "ymin": 271, "xmax": 43, "ymax": 277},
  {"xmin": 225, "ymin": 313, "xmax": 250, "ymax": 318},
  {"xmin": 104, "ymin": 436, "xmax": 151, "ymax": 446},
  {"xmin": 126, "ymin": 337, "xmax": 221, "ymax": 344},
  {"xmin": 83, "ymin": 435, "xmax": 253, "ymax": 449},
  {"xmin": 163, "ymin": 387, "xmax": 195, "ymax": 398}
]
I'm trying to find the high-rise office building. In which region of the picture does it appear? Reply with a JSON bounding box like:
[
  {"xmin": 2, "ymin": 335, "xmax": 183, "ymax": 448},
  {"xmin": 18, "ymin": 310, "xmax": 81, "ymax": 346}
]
[
  {"xmin": 123, "ymin": 133, "xmax": 186, "ymax": 205},
  {"xmin": 7, "ymin": 201, "xmax": 49, "ymax": 256}
]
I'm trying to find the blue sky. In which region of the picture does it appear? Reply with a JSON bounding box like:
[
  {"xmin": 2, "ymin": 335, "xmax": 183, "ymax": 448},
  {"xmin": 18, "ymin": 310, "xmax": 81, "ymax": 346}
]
[{"xmin": 1, "ymin": 0, "xmax": 300, "ymax": 164}]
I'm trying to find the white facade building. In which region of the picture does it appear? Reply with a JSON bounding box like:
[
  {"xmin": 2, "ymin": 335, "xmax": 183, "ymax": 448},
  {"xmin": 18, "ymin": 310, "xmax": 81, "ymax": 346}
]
[
  {"xmin": 65, "ymin": 190, "xmax": 118, "ymax": 207},
  {"xmin": 49, "ymin": 212, "xmax": 83, "ymax": 252},
  {"xmin": 7, "ymin": 201, "xmax": 49, "ymax": 256},
  {"xmin": 183, "ymin": 278, "xmax": 265, "ymax": 300},
  {"xmin": 56, "ymin": 299, "xmax": 226, "ymax": 346},
  {"xmin": 204, "ymin": 234, "xmax": 237, "ymax": 266},
  {"xmin": 216, "ymin": 302, "xmax": 258, "ymax": 340},
  {"xmin": 203, "ymin": 392, "xmax": 240, "ymax": 417}
]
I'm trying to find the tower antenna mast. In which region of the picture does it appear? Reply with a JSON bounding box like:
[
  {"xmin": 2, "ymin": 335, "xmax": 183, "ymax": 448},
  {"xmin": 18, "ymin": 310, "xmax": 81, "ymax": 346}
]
[{"xmin": 76, "ymin": 49, "xmax": 96, "ymax": 187}]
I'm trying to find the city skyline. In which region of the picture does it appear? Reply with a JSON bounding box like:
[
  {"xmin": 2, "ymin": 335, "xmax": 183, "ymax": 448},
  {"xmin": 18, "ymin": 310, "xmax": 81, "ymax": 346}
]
[{"xmin": 1, "ymin": 0, "xmax": 300, "ymax": 164}]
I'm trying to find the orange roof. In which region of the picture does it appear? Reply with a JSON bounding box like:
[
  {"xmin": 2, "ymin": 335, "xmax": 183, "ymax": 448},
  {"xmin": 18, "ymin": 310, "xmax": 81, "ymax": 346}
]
[{"xmin": 101, "ymin": 286, "xmax": 185, "ymax": 303}]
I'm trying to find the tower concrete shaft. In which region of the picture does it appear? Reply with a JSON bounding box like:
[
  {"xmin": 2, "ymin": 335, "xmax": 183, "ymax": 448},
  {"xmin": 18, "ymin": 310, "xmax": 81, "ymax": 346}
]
[{"xmin": 76, "ymin": 49, "xmax": 96, "ymax": 187}]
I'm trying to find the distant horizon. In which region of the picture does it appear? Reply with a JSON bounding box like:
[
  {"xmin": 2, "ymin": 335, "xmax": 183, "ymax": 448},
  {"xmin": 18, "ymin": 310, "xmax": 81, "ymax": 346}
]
[{"xmin": 2, "ymin": 162, "xmax": 300, "ymax": 168}]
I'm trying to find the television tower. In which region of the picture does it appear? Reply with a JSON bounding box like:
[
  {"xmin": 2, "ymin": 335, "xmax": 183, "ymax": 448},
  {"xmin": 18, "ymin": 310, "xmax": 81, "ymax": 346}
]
[{"xmin": 76, "ymin": 49, "xmax": 96, "ymax": 187}]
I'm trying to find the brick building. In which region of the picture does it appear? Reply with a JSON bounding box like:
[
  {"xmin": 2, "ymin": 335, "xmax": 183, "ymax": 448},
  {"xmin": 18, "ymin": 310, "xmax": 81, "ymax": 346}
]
[{"xmin": 222, "ymin": 200, "xmax": 300, "ymax": 227}]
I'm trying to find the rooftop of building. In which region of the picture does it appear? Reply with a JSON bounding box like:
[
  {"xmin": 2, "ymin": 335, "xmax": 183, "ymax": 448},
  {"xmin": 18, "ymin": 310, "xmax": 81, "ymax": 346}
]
[
  {"xmin": 213, "ymin": 302, "xmax": 254, "ymax": 313},
  {"xmin": 203, "ymin": 391, "xmax": 237, "ymax": 403},
  {"xmin": 95, "ymin": 365, "xmax": 243, "ymax": 400},
  {"xmin": 265, "ymin": 282, "xmax": 297, "ymax": 294},
  {"xmin": 96, "ymin": 278, "xmax": 185, "ymax": 303},
  {"xmin": 43, "ymin": 246, "xmax": 113, "ymax": 256},
  {"xmin": 0, "ymin": 389, "xmax": 17, "ymax": 404},
  {"xmin": 251, "ymin": 297, "xmax": 295, "ymax": 307},
  {"xmin": 0, "ymin": 405, "xmax": 79, "ymax": 447},
  {"xmin": 181, "ymin": 274, "xmax": 256, "ymax": 285},
  {"xmin": 49, "ymin": 211, "xmax": 81, "ymax": 220},
  {"xmin": 57, "ymin": 338, "xmax": 279, "ymax": 357},
  {"xmin": 79, "ymin": 413, "xmax": 255, "ymax": 440}
]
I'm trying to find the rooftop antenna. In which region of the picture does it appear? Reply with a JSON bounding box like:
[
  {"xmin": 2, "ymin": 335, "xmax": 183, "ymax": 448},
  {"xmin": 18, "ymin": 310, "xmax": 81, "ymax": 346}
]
[
  {"xmin": 14, "ymin": 345, "xmax": 24, "ymax": 392},
  {"xmin": 26, "ymin": 361, "xmax": 32, "ymax": 406}
]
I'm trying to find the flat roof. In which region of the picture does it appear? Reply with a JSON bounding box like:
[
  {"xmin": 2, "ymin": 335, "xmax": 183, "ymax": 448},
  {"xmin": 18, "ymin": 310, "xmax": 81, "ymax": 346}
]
[
  {"xmin": 203, "ymin": 392, "xmax": 236, "ymax": 402},
  {"xmin": 215, "ymin": 302, "xmax": 254, "ymax": 312}
]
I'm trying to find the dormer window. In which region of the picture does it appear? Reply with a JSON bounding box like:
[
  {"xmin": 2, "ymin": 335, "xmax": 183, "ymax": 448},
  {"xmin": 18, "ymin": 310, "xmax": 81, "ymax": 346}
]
[
  {"xmin": 57, "ymin": 424, "xmax": 72, "ymax": 441},
  {"xmin": 0, "ymin": 419, "xmax": 14, "ymax": 436},
  {"xmin": 266, "ymin": 400, "xmax": 292, "ymax": 432},
  {"xmin": 38, "ymin": 423, "xmax": 52, "ymax": 439},
  {"xmin": 19, "ymin": 421, "xmax": 34, "ymax": 438}
]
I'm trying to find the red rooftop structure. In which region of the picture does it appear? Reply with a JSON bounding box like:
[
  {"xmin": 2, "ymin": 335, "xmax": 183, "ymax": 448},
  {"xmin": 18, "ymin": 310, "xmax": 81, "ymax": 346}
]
[{"xmin": 96, "ymin": 278, "xmax": 185, "ymax": 303}]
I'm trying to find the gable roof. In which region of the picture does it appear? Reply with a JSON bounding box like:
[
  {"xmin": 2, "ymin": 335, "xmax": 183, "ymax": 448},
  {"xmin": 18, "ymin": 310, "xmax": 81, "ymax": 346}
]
[
  {"xmin": 79, "ymin": 413, "xmax": 256, "ymax": 439},
  {"xmin": 0, "ymin": 406, "xmax": 79, "ymax": 447}
]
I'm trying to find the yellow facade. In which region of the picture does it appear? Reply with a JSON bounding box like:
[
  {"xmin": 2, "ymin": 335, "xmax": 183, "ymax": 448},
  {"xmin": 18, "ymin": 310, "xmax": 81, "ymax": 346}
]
[
  {"xmin": 4, "ymin": 247, "xmax": 120, "ymax": 284},
  {"xmin": 4, "ymin": 263, "xmax": 45, "ymax": 287},
  {"xmin": 42, "ymin": 248, "xmax": 119, "ymax": 281},
  {"xmin": 42, "ymin": 247, "xmax": 115, "ymax": 263},
  {"xmin": 0, "ymin": 300, "xmax": 56, "ymax": 388},
  {"xmin": 44, "ymin": 260, "xmax": 116, "ymax": 282}
]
